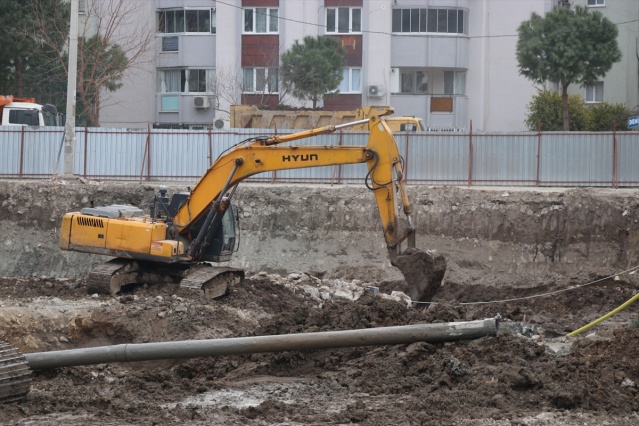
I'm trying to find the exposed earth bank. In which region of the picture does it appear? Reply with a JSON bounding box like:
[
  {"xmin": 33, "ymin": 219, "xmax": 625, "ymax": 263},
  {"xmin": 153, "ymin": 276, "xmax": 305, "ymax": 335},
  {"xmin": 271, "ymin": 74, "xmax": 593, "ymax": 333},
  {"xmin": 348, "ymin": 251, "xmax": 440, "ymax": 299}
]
[
  {"xmin": 0, "ymin": 180, "xmax": 638, "ymax": 425},
  {"xmin": 2, "ymin": 180, "xmax": 638, "ymax": 285}
]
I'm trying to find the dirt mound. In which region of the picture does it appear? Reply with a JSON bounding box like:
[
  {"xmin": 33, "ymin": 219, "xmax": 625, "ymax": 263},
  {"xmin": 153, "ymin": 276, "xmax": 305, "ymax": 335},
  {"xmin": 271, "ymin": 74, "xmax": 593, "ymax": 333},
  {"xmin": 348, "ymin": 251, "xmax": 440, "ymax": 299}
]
[{"xmin": 1, "ymin": 272, "xmax": 639, "ymax": 425}]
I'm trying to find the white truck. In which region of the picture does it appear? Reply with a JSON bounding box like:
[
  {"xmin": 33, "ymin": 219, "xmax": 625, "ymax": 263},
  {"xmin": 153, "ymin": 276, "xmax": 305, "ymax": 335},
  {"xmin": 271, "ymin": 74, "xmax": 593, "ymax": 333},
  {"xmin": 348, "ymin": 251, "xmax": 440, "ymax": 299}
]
[{"xmin": 0, "ymin": 95, "xmax": 62, "ymax": 126}]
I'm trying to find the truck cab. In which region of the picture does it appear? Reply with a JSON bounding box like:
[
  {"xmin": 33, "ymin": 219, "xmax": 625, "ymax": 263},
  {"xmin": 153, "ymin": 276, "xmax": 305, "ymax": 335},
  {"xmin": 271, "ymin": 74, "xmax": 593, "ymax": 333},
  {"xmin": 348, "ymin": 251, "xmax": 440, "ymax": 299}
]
[
  {"xmin": 384, "ymin": 117, "xmax": 426, "ymax": 132},
  {"xmin": 0, "ymin": 96, "xmax": 61, "ymax": 126}
]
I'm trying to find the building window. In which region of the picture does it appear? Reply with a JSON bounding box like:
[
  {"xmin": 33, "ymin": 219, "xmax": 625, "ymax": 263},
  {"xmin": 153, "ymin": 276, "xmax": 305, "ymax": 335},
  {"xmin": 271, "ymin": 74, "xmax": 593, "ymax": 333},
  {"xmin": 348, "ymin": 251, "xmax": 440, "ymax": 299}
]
[
  {"xmin": 158, "ymin": 9, "xmax": 216, "ymax": 34},
  {"xmin": 78, "ymin": 0, "xmax": 87, "ymax": 14},
  {"xmin": 244, "ymin": 8, "xmax": 278, "ymax": 33},
  {"xmin": 444, "ymin": 71, "xmax": 466, "ymax": 95},
  {"xmin": 243, "ymin": 67, "xmax": 279, "ymax": 93},
  {"xmin": 161, "ymin": 36, "xmax": 179, "ymax": 52},
  {"xmin": 157, "ymin": 69, "xmax": 216, "ymax": 94},
  {"xmin": 586, "ymin": 81, "xmax": 603, "ymax": 103},
  {"xmin": 392, "ymin": 69, "xmax": 428, "ymax": 94},
  {"xmin": 160, "ymin": 96, "xmax": 179, "ymax": 112},
  {"xmin": 338, "ymin": 68, "xmax": 361, "ymax": 93},
  {"xmin": 392, "ymin": 8, "xmax": 467, "ymax": 35},
  {"xmin": 587, "ymin": 0, "xmax": 605, "ymax": 6},
  {"xmin": 326, "ymin": 7, "xmax": 361, "ymax": 34}
]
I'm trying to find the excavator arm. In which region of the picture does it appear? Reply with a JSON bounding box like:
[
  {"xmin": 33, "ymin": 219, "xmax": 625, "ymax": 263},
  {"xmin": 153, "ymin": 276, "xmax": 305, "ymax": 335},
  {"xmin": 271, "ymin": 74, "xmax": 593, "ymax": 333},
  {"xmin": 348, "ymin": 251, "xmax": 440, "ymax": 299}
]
[{"xmin": 173, "ymin": 114, "xmax": 415, "ymax": 261}]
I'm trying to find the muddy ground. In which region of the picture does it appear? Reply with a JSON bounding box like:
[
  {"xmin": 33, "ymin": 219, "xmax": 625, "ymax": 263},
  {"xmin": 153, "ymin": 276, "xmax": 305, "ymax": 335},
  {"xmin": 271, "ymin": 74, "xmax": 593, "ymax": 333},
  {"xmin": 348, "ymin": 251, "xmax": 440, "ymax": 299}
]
[{"xmin": 1, "ymin": 180, "xmax": 639, "ymax": 425}]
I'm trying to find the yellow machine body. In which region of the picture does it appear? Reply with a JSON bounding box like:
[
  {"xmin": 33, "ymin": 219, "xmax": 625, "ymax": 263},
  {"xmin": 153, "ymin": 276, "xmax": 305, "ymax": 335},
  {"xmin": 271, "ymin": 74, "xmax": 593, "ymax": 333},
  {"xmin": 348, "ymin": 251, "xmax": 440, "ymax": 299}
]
[{"xmin": 59, "ymin": 213, "xmax": 184, "ymax": 261}]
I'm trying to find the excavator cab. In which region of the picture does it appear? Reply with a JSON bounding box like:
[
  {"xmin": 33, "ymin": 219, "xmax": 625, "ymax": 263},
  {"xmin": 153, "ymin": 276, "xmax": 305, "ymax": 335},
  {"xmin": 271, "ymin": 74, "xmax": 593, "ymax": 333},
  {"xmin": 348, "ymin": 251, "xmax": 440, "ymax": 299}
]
[{"xmin": 148, "ymin": 188, "xmax": 238, "ymax": 262}]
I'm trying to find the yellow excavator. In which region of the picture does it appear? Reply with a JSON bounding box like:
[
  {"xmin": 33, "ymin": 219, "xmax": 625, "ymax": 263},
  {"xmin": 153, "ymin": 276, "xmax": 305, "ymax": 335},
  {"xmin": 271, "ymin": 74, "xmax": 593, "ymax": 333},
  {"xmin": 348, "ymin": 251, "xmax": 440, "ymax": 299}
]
[{"xmin": 59, "ymin": 107, "xmax": 444, "ymax": 298}]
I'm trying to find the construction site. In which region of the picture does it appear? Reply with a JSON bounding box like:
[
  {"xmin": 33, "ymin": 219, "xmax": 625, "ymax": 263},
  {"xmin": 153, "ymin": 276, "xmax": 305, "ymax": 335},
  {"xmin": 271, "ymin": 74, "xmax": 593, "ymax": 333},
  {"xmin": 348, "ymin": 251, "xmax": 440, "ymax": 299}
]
[{"xmin": 0, "ymin": 177, "xmax": 638, "ymax": 425}]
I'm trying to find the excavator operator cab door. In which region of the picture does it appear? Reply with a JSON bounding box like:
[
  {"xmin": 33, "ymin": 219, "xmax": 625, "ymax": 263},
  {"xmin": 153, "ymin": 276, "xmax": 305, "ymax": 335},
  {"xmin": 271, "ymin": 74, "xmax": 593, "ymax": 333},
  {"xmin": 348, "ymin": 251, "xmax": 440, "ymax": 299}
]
[
  {"xmin": 196, "ymin": 203, "xmax": 238, "ymax": 263},
  {"xmin": 221, "ymin": 203, "xmax": 238, "ymax": 254}
]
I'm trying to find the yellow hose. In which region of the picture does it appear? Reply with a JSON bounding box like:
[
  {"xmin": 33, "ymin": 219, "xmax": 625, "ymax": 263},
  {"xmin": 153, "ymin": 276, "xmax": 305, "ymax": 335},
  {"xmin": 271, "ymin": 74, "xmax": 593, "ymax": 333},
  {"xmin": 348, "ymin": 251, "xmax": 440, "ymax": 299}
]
[{"xmin": 567, "ymin": 292, "xmax": 639, "ymax": 337}]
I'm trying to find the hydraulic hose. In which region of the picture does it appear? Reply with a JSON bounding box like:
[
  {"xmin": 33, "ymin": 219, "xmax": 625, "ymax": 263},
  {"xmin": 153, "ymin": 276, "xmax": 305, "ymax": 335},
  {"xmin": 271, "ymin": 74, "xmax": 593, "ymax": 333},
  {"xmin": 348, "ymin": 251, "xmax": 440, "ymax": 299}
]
[{"xmin": 567, "ymin": 291, "xmax": 639, "ymax": 337}]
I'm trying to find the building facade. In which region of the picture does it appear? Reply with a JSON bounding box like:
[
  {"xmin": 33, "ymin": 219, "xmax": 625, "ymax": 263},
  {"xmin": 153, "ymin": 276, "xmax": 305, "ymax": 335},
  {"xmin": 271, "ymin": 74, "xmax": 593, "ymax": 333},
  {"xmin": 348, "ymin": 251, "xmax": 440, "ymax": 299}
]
[
  {"xmin": 97, "ymin": 0, "xmax": 638, "ymax": 131},
  {"xmin": 568, "ymin": 0, "xmax": 639, "ymax": 111}
]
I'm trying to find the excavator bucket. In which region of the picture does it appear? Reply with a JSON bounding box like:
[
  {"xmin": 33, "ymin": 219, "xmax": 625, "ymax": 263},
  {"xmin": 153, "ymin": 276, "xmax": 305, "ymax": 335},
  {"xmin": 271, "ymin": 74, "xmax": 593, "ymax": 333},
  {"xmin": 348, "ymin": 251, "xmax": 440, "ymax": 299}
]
[{"xmin": 392, "ymin": 248, "xmax": 447, "ymax": 303}]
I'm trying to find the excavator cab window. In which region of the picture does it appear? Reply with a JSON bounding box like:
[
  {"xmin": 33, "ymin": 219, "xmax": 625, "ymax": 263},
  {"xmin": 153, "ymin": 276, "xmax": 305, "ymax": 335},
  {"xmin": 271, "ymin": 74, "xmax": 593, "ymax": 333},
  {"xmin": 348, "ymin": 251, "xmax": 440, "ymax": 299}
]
[{"xmin": 221, "ymin": 203, "xmax": 238, "ymax": 253}]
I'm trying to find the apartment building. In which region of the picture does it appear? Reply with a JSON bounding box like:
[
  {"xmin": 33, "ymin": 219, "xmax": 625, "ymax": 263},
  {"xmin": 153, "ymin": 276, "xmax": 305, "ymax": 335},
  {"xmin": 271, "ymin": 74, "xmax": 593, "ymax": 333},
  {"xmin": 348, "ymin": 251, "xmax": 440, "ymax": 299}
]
[
  {"xmin": 97, "ymin": 0, "xmax": 638, "ymax": 131},
  {"xmin": 568, "ymin": 0, "xmax": 639, "ymax": 110}
]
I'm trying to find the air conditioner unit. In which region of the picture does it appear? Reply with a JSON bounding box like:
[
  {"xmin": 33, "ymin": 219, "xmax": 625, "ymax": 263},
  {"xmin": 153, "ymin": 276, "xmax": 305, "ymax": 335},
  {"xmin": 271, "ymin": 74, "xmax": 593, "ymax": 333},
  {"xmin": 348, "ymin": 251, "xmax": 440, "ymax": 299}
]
[
  {"xmin": 368, "ymin": 84, "xmax": 385, "ymax": 98},
  {"xmin": 214, "ymin": 119, "xmax": 226, "ymax": 129},
  {"xmin": 193, "ymin": 96, "xmax": 210, "ymax": 109}
]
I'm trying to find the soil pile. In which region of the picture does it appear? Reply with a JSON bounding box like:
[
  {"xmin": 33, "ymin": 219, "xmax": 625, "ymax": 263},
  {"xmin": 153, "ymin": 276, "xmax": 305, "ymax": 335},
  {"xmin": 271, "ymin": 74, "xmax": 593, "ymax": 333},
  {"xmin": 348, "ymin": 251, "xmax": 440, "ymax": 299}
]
[{"xmin": 1, "ymin": 270, "xmax": 638, "ymax": 425}]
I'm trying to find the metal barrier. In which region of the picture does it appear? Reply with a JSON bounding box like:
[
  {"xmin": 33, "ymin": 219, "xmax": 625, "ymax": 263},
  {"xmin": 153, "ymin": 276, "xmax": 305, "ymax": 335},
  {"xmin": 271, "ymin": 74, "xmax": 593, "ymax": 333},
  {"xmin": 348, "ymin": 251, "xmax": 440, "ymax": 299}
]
[{"xmin": 1, "ymin": 125, "xmax": 637, "ymax": 187}]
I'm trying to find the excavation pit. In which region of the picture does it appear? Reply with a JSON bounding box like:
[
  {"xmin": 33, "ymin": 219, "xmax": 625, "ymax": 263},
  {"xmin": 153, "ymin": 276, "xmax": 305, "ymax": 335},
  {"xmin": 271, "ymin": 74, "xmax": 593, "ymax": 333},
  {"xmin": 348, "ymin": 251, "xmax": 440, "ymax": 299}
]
[{"xmin": 1, "ymin": 181, "xmax": 638, "ymax": 425}]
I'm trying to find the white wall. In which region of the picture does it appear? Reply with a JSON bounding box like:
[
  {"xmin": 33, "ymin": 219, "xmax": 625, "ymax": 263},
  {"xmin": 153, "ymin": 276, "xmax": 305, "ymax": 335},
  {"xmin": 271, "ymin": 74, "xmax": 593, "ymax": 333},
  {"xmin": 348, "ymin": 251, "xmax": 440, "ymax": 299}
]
[
  {"xmin": 467, "ymin": 0, "xmax": 546, "ymax": 131},
  {"xmin": 98, "ymin": 0, "xmax": 157, "ymax": 128}
]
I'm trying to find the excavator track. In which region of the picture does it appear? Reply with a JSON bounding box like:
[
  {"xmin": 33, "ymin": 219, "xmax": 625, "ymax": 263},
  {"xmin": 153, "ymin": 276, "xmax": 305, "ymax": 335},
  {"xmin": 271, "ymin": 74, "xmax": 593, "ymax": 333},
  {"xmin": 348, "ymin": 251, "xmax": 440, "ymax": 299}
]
[
  {"xmin": 87, "ymin": 259, "xmax": 133, "ymax": 296},
  {"xmin": 180, "ymin": 264, "xmax": 244, "ymax": 299},
  {"xmin": 0, "ymin": 341, "xmax": 31, "ymax": 403},
  {"xmin": 87, "ymin": 259, "xmax": 243, "ymax": 299}
]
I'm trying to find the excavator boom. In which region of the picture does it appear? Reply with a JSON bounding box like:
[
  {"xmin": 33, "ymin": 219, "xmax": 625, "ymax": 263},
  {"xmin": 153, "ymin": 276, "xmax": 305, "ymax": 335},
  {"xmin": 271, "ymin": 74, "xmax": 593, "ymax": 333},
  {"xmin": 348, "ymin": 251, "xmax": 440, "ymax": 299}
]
[{"xmin": 173, "ymin": 114, "xmax": 414, "ymax": 258}]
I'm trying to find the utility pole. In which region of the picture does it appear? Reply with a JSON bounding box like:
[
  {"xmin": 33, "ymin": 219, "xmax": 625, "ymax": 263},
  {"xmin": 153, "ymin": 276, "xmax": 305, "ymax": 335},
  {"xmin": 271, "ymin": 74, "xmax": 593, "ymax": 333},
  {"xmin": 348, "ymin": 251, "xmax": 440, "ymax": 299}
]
[{"xmin": 63, "ymin": 0, "xmax": 79, "ymax": 176}]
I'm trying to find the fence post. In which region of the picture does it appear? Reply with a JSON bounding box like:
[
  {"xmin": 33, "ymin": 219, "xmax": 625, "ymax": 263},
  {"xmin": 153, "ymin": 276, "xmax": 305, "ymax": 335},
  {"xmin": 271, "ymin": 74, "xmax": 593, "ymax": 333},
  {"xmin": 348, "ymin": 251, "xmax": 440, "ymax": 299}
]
[
  {"xmin": 83, "ymin": 126, "xmax": 88, "ymax": 178},
  {"xmin": 404, "ymin": 131, "xmax": 410, "ymax": 183},
  {"xmin": 467, "ymin": 120, "xmax": 473, "ymax": 187},
  {"xmin": 338, "ymin": 130, "xmax": 343, "ymax": 185},
  {"xmin": 19, "ymin": 126, "xmax": 25, "ymax": 178},
  {"xmin": 271, "ymin": 128, "xmax": 277, "ymax": 183},
  {"xmin": 208, "ymin": 125, "xmax": 213, "ymax": 166},
  {"xmin": 536, "ymin": 121, "xmax": 541, "ymax": 187},
  {"xmin": 140, "ymin": 123, "xmax": 151, "ymax": 183},
  {"xmin": 148, "ymin": 124, "xmax": 152, "ymax": 181},
  {"xmin": 613, "ymin": 120, "xmax": 618, "ymax": 189}
]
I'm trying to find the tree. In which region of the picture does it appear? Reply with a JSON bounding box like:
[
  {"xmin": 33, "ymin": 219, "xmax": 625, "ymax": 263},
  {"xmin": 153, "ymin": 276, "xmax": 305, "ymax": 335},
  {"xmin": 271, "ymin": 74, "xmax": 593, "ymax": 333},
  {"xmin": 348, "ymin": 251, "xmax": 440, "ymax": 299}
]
[
  {"xmin": 524, "ymin": 88, "xmax": 588, "ymax": 131},
  {"xmin": 73, "ymin": 35, "xmax": 129, "ymax": 125},
  {"xmin": 280, "ymin": 36, "xmax": 344, "ymax": 108},
  {"xmin": 0, "ymin": 0, "xmax": 27, "ymax": 94},
  {"xmin": 0, "ymin": 0, "xmax": 69, "ymax": 100},
  {"xmin": 28, "ymin": 0, "xmax": 153, "ymax": 126},
  {"xmin": 516, "ymin": 6, "xmax": 621, "ymax": 131}
]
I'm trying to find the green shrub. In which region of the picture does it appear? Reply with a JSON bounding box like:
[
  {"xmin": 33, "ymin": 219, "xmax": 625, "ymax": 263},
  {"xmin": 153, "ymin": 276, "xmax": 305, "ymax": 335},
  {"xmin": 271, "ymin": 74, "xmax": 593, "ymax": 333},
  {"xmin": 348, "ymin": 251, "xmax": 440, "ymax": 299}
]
[
  {"xmin": 525, "ymin": 88, "xmax": 589, "ymax": 131},
  {"xmin": 586, "ymin": 103, "xmax": 632, "ymax": 131}
]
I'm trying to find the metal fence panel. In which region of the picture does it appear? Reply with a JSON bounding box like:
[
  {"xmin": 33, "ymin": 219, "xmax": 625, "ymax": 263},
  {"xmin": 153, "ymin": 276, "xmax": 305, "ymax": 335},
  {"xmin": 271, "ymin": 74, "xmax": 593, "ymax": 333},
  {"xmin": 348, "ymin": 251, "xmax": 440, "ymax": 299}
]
[
  {"xmin": 540, "ymin": 132, "xmax": 613, "ymax": 186},
  {"xmin": 472, "ymin": 133, "xmax": 538, "ymax": 186},
  {"xmin": 1, "ymin": 126, "xmax": 637, "ymax": 187},
  {"xmin": 21, "ymin": 127, "xmax": 65, "ymax": 176},
  {"xmin": 406, "ymin": 133, "xmax": 469, "ymax": 185},
  {"xmin": 617, "ymin": 133, "xmax": 639, "ymax": 186},
  {"xmin": 78, "ymin": 128, "xmax": 145, "ymax": 180},
  {"xmin": 0, "ymin": 126, "xmax": 24, "ymax": 176},
  {"xmin": 149, "ymin": 129, "xmax": 210, "ymax": 181}
]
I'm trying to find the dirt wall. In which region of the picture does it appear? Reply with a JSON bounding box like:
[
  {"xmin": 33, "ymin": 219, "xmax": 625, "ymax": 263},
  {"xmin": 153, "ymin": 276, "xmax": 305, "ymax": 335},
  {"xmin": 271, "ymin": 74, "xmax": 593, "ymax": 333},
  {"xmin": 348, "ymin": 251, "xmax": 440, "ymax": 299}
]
[{"xmin": 1, "ymin": 179, "xmax": 638, "ymax": 289}]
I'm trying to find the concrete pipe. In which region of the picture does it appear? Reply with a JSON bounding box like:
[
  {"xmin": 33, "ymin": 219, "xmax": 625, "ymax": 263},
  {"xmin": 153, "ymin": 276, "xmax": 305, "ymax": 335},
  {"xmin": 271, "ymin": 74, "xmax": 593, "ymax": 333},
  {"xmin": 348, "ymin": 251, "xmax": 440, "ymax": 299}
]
[
  {"xmin": 1, "ymin": 318, "xmax": 498, "ymax": 403},
  {"xmin": 25, "ymin": 318, "xmax": 499, "ymax": 370}
]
